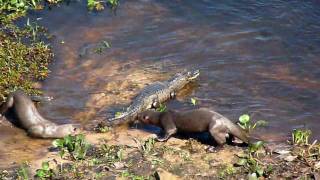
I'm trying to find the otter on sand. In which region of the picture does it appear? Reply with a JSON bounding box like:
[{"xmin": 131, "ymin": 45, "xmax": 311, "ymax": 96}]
[
  {"xmin": 137, "ymin": 108, "xmax": 249, "ymax": 146},
  {"xmin": 0, "ymin": 90, "xmax": 80, "ymax": 138}
]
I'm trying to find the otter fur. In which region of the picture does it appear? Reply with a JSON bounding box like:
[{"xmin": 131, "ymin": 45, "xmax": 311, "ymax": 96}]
[
  {"xmin": 0, "ymin": 90, "xmax": 80, "ymax": 138},
  {"xmin": 137, "ymin": 108, "xmax": 249, "ymax": 146}
]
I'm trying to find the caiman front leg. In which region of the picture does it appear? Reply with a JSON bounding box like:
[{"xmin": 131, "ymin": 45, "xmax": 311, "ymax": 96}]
[
  {"xmin": 150, "ymin": 96, "xmax": 160, "ymax": 109},
  {"xmin": 169, "ymin": 91, "xmax": 176, "ymax": 99}
]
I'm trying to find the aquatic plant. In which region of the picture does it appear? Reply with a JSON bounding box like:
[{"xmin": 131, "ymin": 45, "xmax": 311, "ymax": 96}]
[
  {"xmin": 87, "ymin": 0, "xmax": 119, "ymax": 11},
  {"xmin": 52, "ymin": 134, "xmax": 91, "ymax": 160},
  {"xmin": 100, "ymin": 144, "xmax": 124, "ymax": 164},
  {"xmin": 292, "ymin": 129, "xmax": 312, "ymax": 145},
  {"xmin": 238, "ymin": 114, "xmax": 267, "ymax": 133},
  {"xmin": 236, "ymin": 141, "xmax": 272, "ymax": 179},
  {"xmin": 190, "ymin": 97, "xmax": 197, "ymax": 106}
]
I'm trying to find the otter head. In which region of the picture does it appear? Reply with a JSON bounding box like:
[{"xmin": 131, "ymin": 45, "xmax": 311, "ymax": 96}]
[
  {"xmin": 54, "ymin": 124, "xmax": 82, "ymax": 138},
  {"xmin": 137, "ymin": 110, "xmax": 160, "ymax": 125}
]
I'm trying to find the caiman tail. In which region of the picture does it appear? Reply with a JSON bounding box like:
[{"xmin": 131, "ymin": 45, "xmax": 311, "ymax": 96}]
[{"xmin": 225, "ymin": 119, "xmax": 249, "ymax": 143}]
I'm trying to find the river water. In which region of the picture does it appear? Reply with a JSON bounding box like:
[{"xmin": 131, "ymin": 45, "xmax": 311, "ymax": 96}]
[{"xmin": 1, "ymin": 0, "xmax": 319, "ymax": 168}]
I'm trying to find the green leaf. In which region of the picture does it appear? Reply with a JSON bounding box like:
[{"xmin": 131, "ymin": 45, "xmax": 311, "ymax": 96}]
[
  {"xmin": 190, "ymin": 98, "xmax": 197, "ymax": 106},
  {"xmin": 239, "ymin": 114, "xmax": 250, "ymax": 124},
  {"xmin": 41, "ymin": 161, "xmax": 49, "ymax": 171},
  {"xmin": 256, "ymin": 166, "xmax": 264, "ymax": 177},
  {"xmin": 52, "ymin": 139, "xmax": 64, "ymax": 148},
  {"xmin": 236, "ymin": 158, "xmax": 247, "ymax": 166},
  {"xmin": 102, "ymin": 41, "xmax": 110, "ymax": 48},
  {"xmin": 115, "ymin": 111, "xmax": 123, "ymax": 118},
  {"xmin": 36, "ymin": 169, "xmax": 45, "ymax": 178}
]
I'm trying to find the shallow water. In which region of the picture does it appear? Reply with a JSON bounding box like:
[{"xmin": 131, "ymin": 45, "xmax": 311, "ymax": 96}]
[{"xmin": 1, "ymin": 0, "xmax": 320, "ymax": 168}]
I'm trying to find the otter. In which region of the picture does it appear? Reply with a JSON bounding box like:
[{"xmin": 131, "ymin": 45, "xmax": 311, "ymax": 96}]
[
  {"xmin": 0, "ymin": 90, "xmax": 80, "ymax": 138},
  {"xmin": 137, "ymin": 108, "xmax": 249, "ymax": 146}
]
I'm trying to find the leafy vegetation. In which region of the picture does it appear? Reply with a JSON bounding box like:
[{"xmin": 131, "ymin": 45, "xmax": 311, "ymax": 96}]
[
  {"xmin": 16, "ymin": 162, "xmax": 30, "ymax": 180},
  {"xmin": 35, "ymin": 161, "xmax": 54, "ymax": 179},
  {"xmin": 238, "ymin": 114, "xmax": 267, "ymax": 133},
  {"xmin": 156, "ymin": 103, "xmax": 167, "ymax": 112},
  {"xmin": 0, "ymin": 18, "xmax": 53, "ymax": 101},
  {"xmin": 52, "ymin": 134, "xmax": 91, "ymax": 160},
  {"xmin": 87, "ymin": 0, "xmax": 119, "ymax": 11},
  {"xmin": 292, "ymin": 129, "xmax": 312, "ymax": 145},
  {"xmin": 190, "ymin": 97, "xmax": 197, "ymax": 106},
  {"xmin": 236, "ymin": 141, "xmax": 272, "ymax": 179}
]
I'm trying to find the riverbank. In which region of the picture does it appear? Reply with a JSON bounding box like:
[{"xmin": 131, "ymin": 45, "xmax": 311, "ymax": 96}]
[{"xmin": 1, "ymin": 125, "xmax": 319, "ymax": 179}]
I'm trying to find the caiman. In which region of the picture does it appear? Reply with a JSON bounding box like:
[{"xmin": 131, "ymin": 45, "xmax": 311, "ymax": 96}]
[{"xmin": 104, "ymin": 69, "xmax": 200, "ymax": 126}]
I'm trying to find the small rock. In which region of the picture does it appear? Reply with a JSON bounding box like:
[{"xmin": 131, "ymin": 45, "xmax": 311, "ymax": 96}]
[
  {"xmin": 113, "ymin": 162, "xmax": 125, "ymax": 169},
  {"xmin": 315, "ymin": 161, "xmax": 320, "ymax": 169},
  {"xmin": 283, "ymin": 155, "xmax": 297, "ymax": 162}
]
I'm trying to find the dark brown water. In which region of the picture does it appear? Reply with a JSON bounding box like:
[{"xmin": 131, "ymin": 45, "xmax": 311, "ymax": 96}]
[{"xmin": 1, "ymin": 0, "xmax": 320, "ymax": 168}]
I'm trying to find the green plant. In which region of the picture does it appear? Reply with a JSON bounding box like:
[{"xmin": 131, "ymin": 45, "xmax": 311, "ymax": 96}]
[
  {"xmin": 218, "ymin": 164, "xmax": 237, "ymax": 178},
  {"xmin": 87, "ymin": 0, "xmax": 104, "ymax": 11},
  {"xmin": 94, "ymin": 40, "xmax": 111, "ymax": 54},
  {"xmin": 292, "ymin": 129, "xmax": 312, "ymax": 145},
  {"xmin": 141, "ymin": 138, "xmax": 155, "ymax": 154},
  {"xmin": 236, "ymin": 141, "xmax": 271, "ymax": 178},
  {"xmin": 190, "ymin": 97, "xmax": 197, "ymax": 106},
  {"xmin": 156, "ymin": 103, "xmax": 166, "ymax": 112},
  {"xmin": 238, "ymin": 114, "xmax": 267, "ymax": 133},
  {"xmin": 35, "ymin": 161, "xmax": 54, "ymax": 179},
  {"xmin": 52, "ymin": 134, "xmax": 90, "ymax": 160},
  {"xmin": 115, "ymin": 111, "xmax": 123, "ymax": 118},
  {"xmin": 121, "ymin": 171, "xmax": 149, "ymax": 180},
  {"xmin": 107, "ymin": 0, "xmax": 119, "ymax": 10},
  {"xmin": 16, "ymin": 162, "xmax": 29, "ymax": 180},
  {"xmin": 97, "ymin": 126, "xmax": 111, "ymax": 133},
  {"xmin": 100, "ymin": 144, "xmax": 123, "ymax": 164}
]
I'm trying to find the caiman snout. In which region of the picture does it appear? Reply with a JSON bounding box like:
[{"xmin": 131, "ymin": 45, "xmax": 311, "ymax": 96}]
[{"xmin": 187, "ymin": 69, "xmax": 200, "ymax": 80}]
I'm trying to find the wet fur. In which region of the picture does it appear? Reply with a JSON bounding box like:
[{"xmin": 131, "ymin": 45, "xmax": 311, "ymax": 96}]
[
  {"xmin": 0, "ymin": 90, "xmax": 80, "ymax": 138},
  {"xmin": 137, "ymin": 108, "xmax": 249, "ymax": 146}
]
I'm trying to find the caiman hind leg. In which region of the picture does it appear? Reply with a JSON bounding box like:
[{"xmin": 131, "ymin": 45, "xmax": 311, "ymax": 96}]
[
  {"xmin": 169, "ymin": 91, "xmax": 176, "ymax": 99},
  {"xmin": 150, "ymin": 96, "xmax": 161, "ymax": 109}
]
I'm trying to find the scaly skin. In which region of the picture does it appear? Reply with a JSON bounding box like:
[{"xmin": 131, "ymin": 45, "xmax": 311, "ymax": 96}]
[{"xmin": 105, "ymin": 69, "xmax": 200, "ymax": 126}]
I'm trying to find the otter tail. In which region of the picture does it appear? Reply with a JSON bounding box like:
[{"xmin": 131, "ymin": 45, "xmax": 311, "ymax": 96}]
[{"xmin": 225, "ymin": 119, "xmax": 249, "ymax": 143}]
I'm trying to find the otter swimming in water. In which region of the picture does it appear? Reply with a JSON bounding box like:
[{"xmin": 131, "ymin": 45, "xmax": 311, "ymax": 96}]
[
  {"xmin": 137, "ymin": 108, "xmax": 249, "ymax": 146},
  {"xmin": 0, "ymin": 90, "xmax": 80, "ymax": 138}
]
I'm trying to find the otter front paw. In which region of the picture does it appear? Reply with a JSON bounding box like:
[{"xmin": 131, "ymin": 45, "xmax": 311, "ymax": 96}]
[{"xmin": 156, "ymin": 136, "xmax": 169, "ymax": 142}]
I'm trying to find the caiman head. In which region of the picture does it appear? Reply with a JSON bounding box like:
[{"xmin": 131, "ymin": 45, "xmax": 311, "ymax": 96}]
[{"xmin": 168, "ymin": 69, "xmax": 200, "ymax": 89}]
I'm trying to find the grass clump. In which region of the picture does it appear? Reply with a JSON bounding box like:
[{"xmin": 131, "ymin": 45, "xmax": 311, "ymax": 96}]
[
  {"xmin": 292, "ymin": 129, "xmax": 312, "ymax": 145},
  {"xmin": 0, "ymin": 32, "xmax": 53, "ymax": 101}
]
